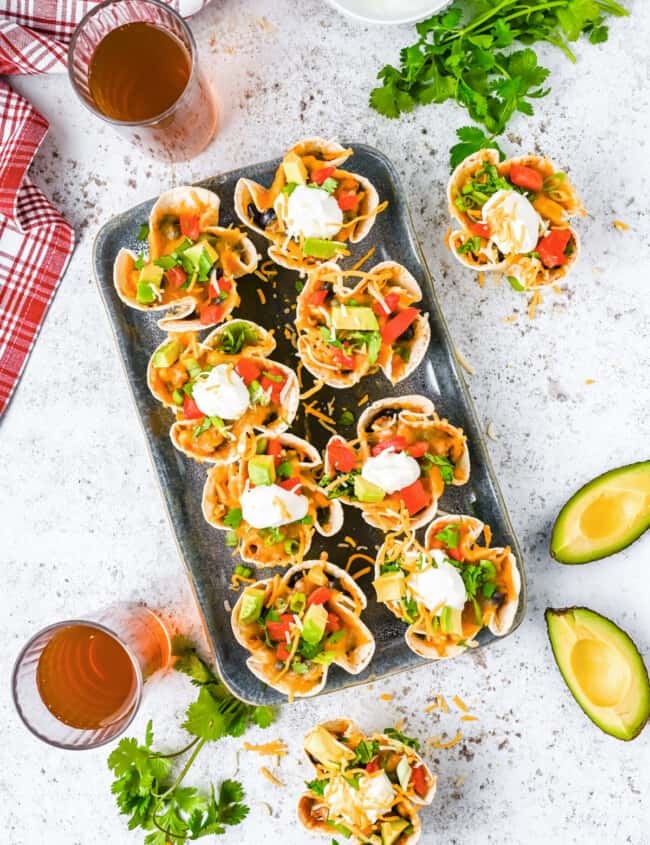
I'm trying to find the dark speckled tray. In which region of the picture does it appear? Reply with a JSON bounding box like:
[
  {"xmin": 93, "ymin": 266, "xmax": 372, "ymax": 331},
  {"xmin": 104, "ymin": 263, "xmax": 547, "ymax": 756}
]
[{"xmin": 93, "ymin": 144, "xmax": 526, "ymax": 704}]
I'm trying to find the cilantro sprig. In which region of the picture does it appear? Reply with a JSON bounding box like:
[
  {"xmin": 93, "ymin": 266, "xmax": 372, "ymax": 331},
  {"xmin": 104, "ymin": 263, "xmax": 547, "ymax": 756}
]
[
  {"xmin": 369, "ymin": 1, "xmax": 629, "ymax": 165},
  {"xmin": 108, "ymin": 637, "xmax": 273, "ymax": 844}
]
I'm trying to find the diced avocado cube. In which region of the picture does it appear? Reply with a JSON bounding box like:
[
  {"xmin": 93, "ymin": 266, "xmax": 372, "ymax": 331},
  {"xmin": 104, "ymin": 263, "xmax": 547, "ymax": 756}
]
[
  {"xmin": 396, "ymin": 755, "xmax": 411, "ymax": 790},
  {"xmin": 302, "ymin": 604, "xmax": 328, "ymax": 644},
  {"xmin": 381, "ymin": 819, "xmax": 410, "ymax": 845},
  {"xmin": 255, "ymin": 437, "xmax": 269, "ymax": 455},
  {"xmin": 152, "ymin": 339, "xmax": 182, "ymax": 369},
  {"xmin": 239, "ymin": 588, "xmax": 266, "ymax": 624},
  {"xmin": 302, "ymin": 238, "xmax": 346, "ymax": 259},
  {"xmin": 137, "ymin": 281, "xmax": 157, "ymax": 304},
  {"xmin": 183, "ymin": 241, "xmax": 218, "ymax": 273},
  {"xmin": 305, "ymin": 565, "xmax": 328, "ymax": 586},
  {"xmin": 248, "ymin": 454, "xmax": 276, "ymax": 486},
  {"xmin": 355, "ymin": 475, "xmax": 385, "ymax": 503},
  {"xmin": 289, "ymin": 592, "xmax": 306, "ymax": 613},
  {"xmin": 282, "ymin": 150, "xmax": 307, "ymax": 185},
  {"xmin": 440, "ymin": 606, "xmax": 463, "ymax": 636},
  {"xmin": 373, "ymin": 572, "xmax": 406, "ymax": 603},
  {"xmin": 331, "ymin": 305, "xmax": 379, "ymax": 332},
  {"xmin": 138, "ymin": 263, "xmax": 164, "ymax": 286},
  {"xmin": 304, "ymin": 725, "xmax": 355, "ymax": 767},
  {"xmin": 182, "ymin": 357, "xmax": 201, "ymax": 378}
]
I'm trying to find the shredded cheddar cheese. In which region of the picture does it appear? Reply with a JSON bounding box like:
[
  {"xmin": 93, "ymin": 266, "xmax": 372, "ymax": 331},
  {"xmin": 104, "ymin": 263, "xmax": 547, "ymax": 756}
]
[
  {"xmin": 585, "ymin": 378, "xmax": 595, "ymax": 385},
  {"xmin": 257, "ymin": 287, "xmax": 267, "ymax": 304},
  {"xmin": 300, "ymin": 380, "xmax": 324, "ymax": 400},
  {"xmin": 244, "ymin": 740, "xmax": 288, "ymax": 757},
  {"xmin": 351, "ymin": 246, "xmax": 376, "ymax": 271},
  {"xmin": 455, "ymin": 347, "xmax": 475, "ymax": 376},
  {"xmin": 259, "ymin": 767, "xmax": 285, "ymax": 787},
  {"xmin": 613, "ymin": 220, "xmax": 629, "ymax": 231},
  {"xmin": 424, "ymin": 703, "xmax": 438, "ymax": 713},
  {"xmin": 345, "ymin": 552, "xmax": 375, "ymax": 572},
  {"xmin": 430, "ymin": 730, "xmax": 463, "ymax": 749},
  {"xmin": 460, "ymin": 715, "xmax": 478, "ymax": 722},
  {"xmin": 352, "ymin": 566, "xmax": 371, "ymax": 580},
  {"xmin": 304, "ymin": 402, "xmax": 336, "ymax": 425},
  {"xmin": 344, "ymin": 536, "xmax": 357, "ymax": 548},
  {"xmin": 528, "ymin": 289, "xmax": 542, "ymax": 320},
  {"xmin": 380, "ymin": 694, "xmax": 393, "ymax": 702},
  {"xmin": 357, "ymin": 394, "xmax": 369, "ymax": 406},
  {"xmin": 452, "ymin": 695, "xmax": 468, "ymax": 713},
  {"xmin": 478, "ymin": 271, "xmax": 485, "ymax": 288}
]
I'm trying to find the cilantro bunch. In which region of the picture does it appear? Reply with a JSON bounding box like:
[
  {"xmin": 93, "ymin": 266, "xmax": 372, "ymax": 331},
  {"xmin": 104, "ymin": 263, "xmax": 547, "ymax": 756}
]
[
  {"xmin": 369, "ymin": 0, "xmax": 628, "ymax": 165},
  {"xmin": 108, "ymin": 637, "xmax": 274, "ymax": 845}
]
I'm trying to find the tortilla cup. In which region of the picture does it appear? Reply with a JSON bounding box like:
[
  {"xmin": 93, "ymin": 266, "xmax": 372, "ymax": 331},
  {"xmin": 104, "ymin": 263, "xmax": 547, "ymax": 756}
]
[
  {"xmin": 234, "ymin": 139, "xmax": 382, "ymax": 273},
  {"xmin": 148, "ymin": 185, "xmax": 221, "ymax": 257},
  {"xmin": 201, "ymin": 432, "xmax": 344, "ymax": 566},
  {"xmin": 324, "ymin": 395, "xmax": 469, "ymax": 532},
  {"xmin": 298, "ymin": 719, "xmax": 436, "ymax": 843},
  {"xmin": 296, "ymin": 261, "xmax": 429, "ymax": 389},
  {"xmin": 231, "ymin": 560, "xmax": 375, "ymax": 699}
]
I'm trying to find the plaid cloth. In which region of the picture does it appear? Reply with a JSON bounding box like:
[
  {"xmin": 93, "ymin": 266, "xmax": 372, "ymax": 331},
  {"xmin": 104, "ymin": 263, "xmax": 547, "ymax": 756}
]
[{"xmin": 0, "ymin": 1, "xmax": 209, "ymax": 416}]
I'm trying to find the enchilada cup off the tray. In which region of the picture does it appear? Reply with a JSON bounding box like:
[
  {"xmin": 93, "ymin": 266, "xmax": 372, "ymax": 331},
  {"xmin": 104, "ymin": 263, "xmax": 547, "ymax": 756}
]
[
  {"xmin": 147, "ymin": 320, "xmax": 299, "ymax": 464},
  {"xmin": 114, "ymin": 185, "xmax": 259, "ymax": 331},
  {"xmin": 234, "ymin": 137, "xmax": 385, "ymax": 274},
  {"xmin": 446, "ymin": 149, "xmax": 583, "ymax": 290},
  {"xmin": 373, "ymin": 516, "xmax": 521, "ymax": 661},
  {"xmin": 202, "ymin": 431, "xmax": 343, "ymax": 567},
  {"xmin": 295, "ymin": 261, "xmax": 430, "ymax": 389},
  {"xmin": 322, "ymin": 395, "xmax": 469, "ymax": 532},
  {"xmin": 298, "ymin": 718, "xmax": 436, "ymax": 844},
  {"xmin": 231, "ymin": 559, "xmax": 375, "ymax": 700}
]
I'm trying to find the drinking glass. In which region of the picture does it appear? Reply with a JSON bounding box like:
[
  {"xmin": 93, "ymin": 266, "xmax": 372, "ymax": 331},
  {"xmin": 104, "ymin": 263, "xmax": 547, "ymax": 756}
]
[
  {"xmin": 67, "ymin": 0, "xmax": 218, "ymax": 162},
  {"xmin": 12, "ymin": 604, "xmax": 171, "ymax": 750}
]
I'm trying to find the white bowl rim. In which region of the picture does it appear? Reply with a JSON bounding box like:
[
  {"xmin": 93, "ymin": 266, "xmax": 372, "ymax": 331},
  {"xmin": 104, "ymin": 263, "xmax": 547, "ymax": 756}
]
[{"xmin": 324, "ymin": 0, "xmax": 451, "ymax": 25}]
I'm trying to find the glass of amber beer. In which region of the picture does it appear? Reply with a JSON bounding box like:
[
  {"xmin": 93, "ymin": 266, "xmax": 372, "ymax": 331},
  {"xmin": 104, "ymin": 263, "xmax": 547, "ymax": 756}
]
[
  {"xmin": 68, "ymin": 0, "xmax": 218, "ymax": 162},
  {"xmin": 12, "ymin": 605, "xmax": 171, "ymax": 749}
]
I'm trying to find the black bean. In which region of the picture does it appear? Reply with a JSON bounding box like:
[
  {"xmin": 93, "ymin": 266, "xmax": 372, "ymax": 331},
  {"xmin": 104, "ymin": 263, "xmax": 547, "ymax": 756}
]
[
  {"xmin": 259, "ymin": 208, "xmax": 276, "ymax": 227},
  {"xmin": 368, "ymin": 408, "xmax": 400, "ymax": 427},
  {"xmin": 316, "ymin": 506, "xmax": 330, "ymax": 525},
  {"xmin": 490, "ymin": 590, "xmax": 505, "ymax": 607},
  {"xmin": 247, "ymin": 202, "xmax": 276, "ymax": 229},
  {"xmin": 264, "ymin": 411, "xmax": 279, "ymax": 425},
  {"xmin": 398, "ymin": 323, "xmax": 415, "ymax": 341}
]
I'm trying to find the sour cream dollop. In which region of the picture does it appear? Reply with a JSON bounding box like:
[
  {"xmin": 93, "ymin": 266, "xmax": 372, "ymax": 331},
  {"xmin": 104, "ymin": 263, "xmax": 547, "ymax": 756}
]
[
  {"xmin": 482, "ymin": 189, "xmax": 541, "ymax": 254},
  {"xmin": 361, "ymin": 450, "xmax": 420, "ymax": 494},
  {"xmin": 407, "ymin": 550, "xmax": 467, "ymax": 613},
  {"xmin": 324, "ymin": 771, "xmax": 395, "ymax": 827},
  {"xmin": 192, "ymin": 364, "xmax": 249, "ymax": 419},
  {"xmin": 241, "ymin": 484, "xmax": 308, "ymax": 529},
  {"xmin": 276, "ymin": 184, "xmax": 343, "ymax": 240}
]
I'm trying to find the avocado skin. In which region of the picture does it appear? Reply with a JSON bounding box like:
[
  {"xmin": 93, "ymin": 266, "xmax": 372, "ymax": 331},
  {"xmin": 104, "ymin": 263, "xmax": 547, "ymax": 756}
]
[
  {"xmin": 545, "ymin": 606, "xmax": 650, "ymax": 741},
  {"xmin": 550, "ymin": 461, "xmax": 650, "ymax": 565}
]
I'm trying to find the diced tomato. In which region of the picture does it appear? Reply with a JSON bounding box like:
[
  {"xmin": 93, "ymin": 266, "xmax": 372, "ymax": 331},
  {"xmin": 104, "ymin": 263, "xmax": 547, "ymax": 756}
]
[
  {"xmin": 279, "ymin": 477, "xmax": 301, "ymax": 492},
  {"xmin": 276, "ymin": 642, "xmax": 291, "ymax": 661},
  {"xmin": 266, "ymin": 613, "xmax": 295, "ymax": 642},
  {"xmin": 333, "ymin": 347, "xmax": 355, "ymax": 370},
  {"xmin": 210, "ymin": 275, "xmax": 232, "ymax": 298},
  {"xmin": 365, "ymin": 758, "xmax": 380, "ymax": 774},
  {"xmin": 180, "ymin": 214, "xmax": 200, "ymax": 241},
  {"xmin": 166, "ymin": 266, "xmax": 187, "ymax": 289},
  {"xmin": 381, "ymin": 307, "xmax": 419, "ymax": 346},
  {"xmin": 312, "ymin": 166, "xmax": 336, "ymax": 185},
  {"xmin": 372, "ymin": 435, "xmax": 408, "ymax": 457},
  {"xmin": 399, "ymin": 478, "xmax": 431, "ymax": 516},
  {"xmin": 337, "ymin": 191, "xmax": 359, "ymax": 212},
  {"xmin": 509, "ymin": 164, "xmax": 544, "ymax": 193},
  {"xmin": 468, "ymin": 221, "xmax": 491, "ymax": 239},
  {"xmin": 537, "ymin": 228, "xmax": 572, "ymax": 268},
  {"xmin": 407, "ymin": 441, "xmax": 429, "ymax": 458},
  {"xmin": 411, "ymin": 765, "xmax": 428, "ymax": 798},
  {"xmin": 307, "ymin": 587, "xmax": 332, "ymax": 606},
  {"xmin": 235, "ymin": 358, "xmax": 261, "ymax": 385},
  {"xmin": 199, "ymin": 304, "xmax": 223, "ymax": 326},
  {"xmin": 325, "ymin": 612, "xmax": 341, "ymax": 634},
  {"xmin": 266, "ymin": 439, "xmax": 283, "ymax": 458},
  {"xmin": 446, "ymin": 546, "xmax": 464, "ymax": 561},
  {"xmin": 327, "ymin": 440, "xmax": 357, "ymax": 473},
  {"xmin": 261, "ymin": 368, "xmax": 286, "ymax": 400},
  {"xmin": 182, "ymin": 396, "xmax": 204, "ymax": 420},
  {"xmin": 309, "ymin": 288, "xmax": 329, "ymax": 307},
  {"xmin": 372, "ymin": 291, "xmax": 401, "ymax": 317}
]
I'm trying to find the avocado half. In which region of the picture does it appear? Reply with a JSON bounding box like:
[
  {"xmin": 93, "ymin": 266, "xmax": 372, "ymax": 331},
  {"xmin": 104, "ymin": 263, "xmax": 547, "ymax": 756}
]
[
  {"xmin": 545, "ymin": 607, "xmax": 650, "ymax": 741},
  {"xmin": 550, "ymin": 461, "xmax": 650, "ymax": 564}
]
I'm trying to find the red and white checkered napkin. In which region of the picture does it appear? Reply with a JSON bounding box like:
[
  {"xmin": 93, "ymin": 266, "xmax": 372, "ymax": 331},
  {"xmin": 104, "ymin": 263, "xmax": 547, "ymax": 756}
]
[
  {"xmin": 0, "ymin": 81, "xmax": 75, "ymax": 417},
  {"xmin": 0, "ymin": 1, "xmax": 211, "ymax": 74},
  {"xmin": 0, "ymin": 1, "xmax": 210, "ymax": 415}
]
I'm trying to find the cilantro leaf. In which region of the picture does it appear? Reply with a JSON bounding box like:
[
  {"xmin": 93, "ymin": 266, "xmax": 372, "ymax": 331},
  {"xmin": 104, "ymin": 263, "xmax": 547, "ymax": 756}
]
[
  {"xmin": 383, "ymin": 727, "xmax": 421, "ymax": 751},
  {"xmin": 450, "ymin": 126, "xmax": 505, "ymax": 171}
]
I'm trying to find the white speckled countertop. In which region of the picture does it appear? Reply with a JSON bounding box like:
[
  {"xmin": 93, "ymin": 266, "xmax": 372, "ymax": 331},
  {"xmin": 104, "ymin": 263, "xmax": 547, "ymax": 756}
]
[{"xmin": 2, "ymin": 1, "xmax": 649, "ymax": 843}]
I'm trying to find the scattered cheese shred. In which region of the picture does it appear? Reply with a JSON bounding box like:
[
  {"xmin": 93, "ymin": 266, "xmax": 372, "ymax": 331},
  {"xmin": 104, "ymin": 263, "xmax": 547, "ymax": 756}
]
[
  {"xmin": 304, "ymin": 402, "xmax": 336, "ymax": 425},
  {"xmin": 486, "ymin": 422, "xmax": 498, "ymax": 442},
  {"xmin": 259, "ymin": 767, "xmax": 285, "ymax": 787},
  {"xmin": 455, "ymin": 347, "xmax": 475, "ymax": 376},
  {"xmin": 478, "ymin": 271, "xmax": 485, "ymax": 288},
  {"xmin": 395, "ymin": 718, "xmax": 405, "ymax": 731},
  {"xmin": 528, "ymin": 289, "xmax": 542, "ymax": 320},
  {"xmin": 358, "ymin": 394, "xmax": 369, "ymax": 406},
  {"xmin": 257, "ymin": 287, "xmax": 267, "ymax": 304},
  {"xmin": 424, "ymin": 703, "xmax": 438, "ymax": 713},
  {"xmin": 300, "ymin": 380, "xmax": 324, "ymax": 401},
  {"xmin": 230, "ymin": 573, "xmax": 256, "ymax": 591},
  {"xmin": 437, "ymin": 694, "xmax": 448, "ymax": 713},
  {"xmin": 352, "ymin": 566, "xmax": 372, "ymax": 580},
  {"xmin": 613, "ymin": 220, "xmax": 629, "ymax": 231},
  {"xmin": 344, "ymin": 535, "xmax": 357, "ymax": 548},
  {"xmin": 351, "ymin": 246, "xmax": 376, "ymax": 271},
  {"xmin": 552, "ymin": 285, "xmax": 563, "ymax": 295},
  {"xmin": 503, "ymin": 315, "xmax": 517, "ymax": 324},
  {"xmin": 261, "ymin": 260, "xmax": 277, "ymax": 275},
  {"xmin": 455, "ymin": 775, "xmax": 467, "ymax": 788},
  {"xmin": 585, "ymin": 378, "xmax": 595, "ymax": 385},
  {"xmin": 254, "ymin": 269, "xmax": 269, "ymax": 283},
  {"xmin": 452, "ymin": 695, "xmax": 468, "ymax": 713},
  {"xmin": 244, "ymin": 740, "xmax": 288, "ymax": 757},
  {"xmin": 430, "ymin": 730, "xmax": 463, "ymax": 749},
  {"xmin": 460, "ymin": 715, "xmax": 478, "ymax": 722},
  {"xmin": 346, "ymin": 552, "xmax": 375, "ymax": 572},
  {"xmin": 380, "ymin": 694, "xmax": 393, "ymax": 702}
]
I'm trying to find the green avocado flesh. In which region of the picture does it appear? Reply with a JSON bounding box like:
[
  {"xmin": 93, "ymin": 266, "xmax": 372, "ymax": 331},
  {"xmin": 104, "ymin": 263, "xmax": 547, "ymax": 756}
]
[
  {"xmin": 545, "ymin": 607, "xmax": 650, "ymax": 741},
  {"xmin": 550, "ymin": 462, "xmax": 650, "ymax": 564}
]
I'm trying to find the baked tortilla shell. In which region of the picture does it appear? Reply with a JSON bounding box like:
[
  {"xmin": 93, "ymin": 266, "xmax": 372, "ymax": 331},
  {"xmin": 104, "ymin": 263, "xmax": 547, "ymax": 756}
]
[{"xmin": 148, "ymin": 185, "xmax": 221, "ymax": 258}]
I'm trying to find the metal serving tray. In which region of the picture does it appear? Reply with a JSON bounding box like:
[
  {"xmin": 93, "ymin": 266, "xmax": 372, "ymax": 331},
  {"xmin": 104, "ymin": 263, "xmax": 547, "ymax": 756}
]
[{"xmin": 93, "ymin": 144, "xmax": 526, "ymax": 704}]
